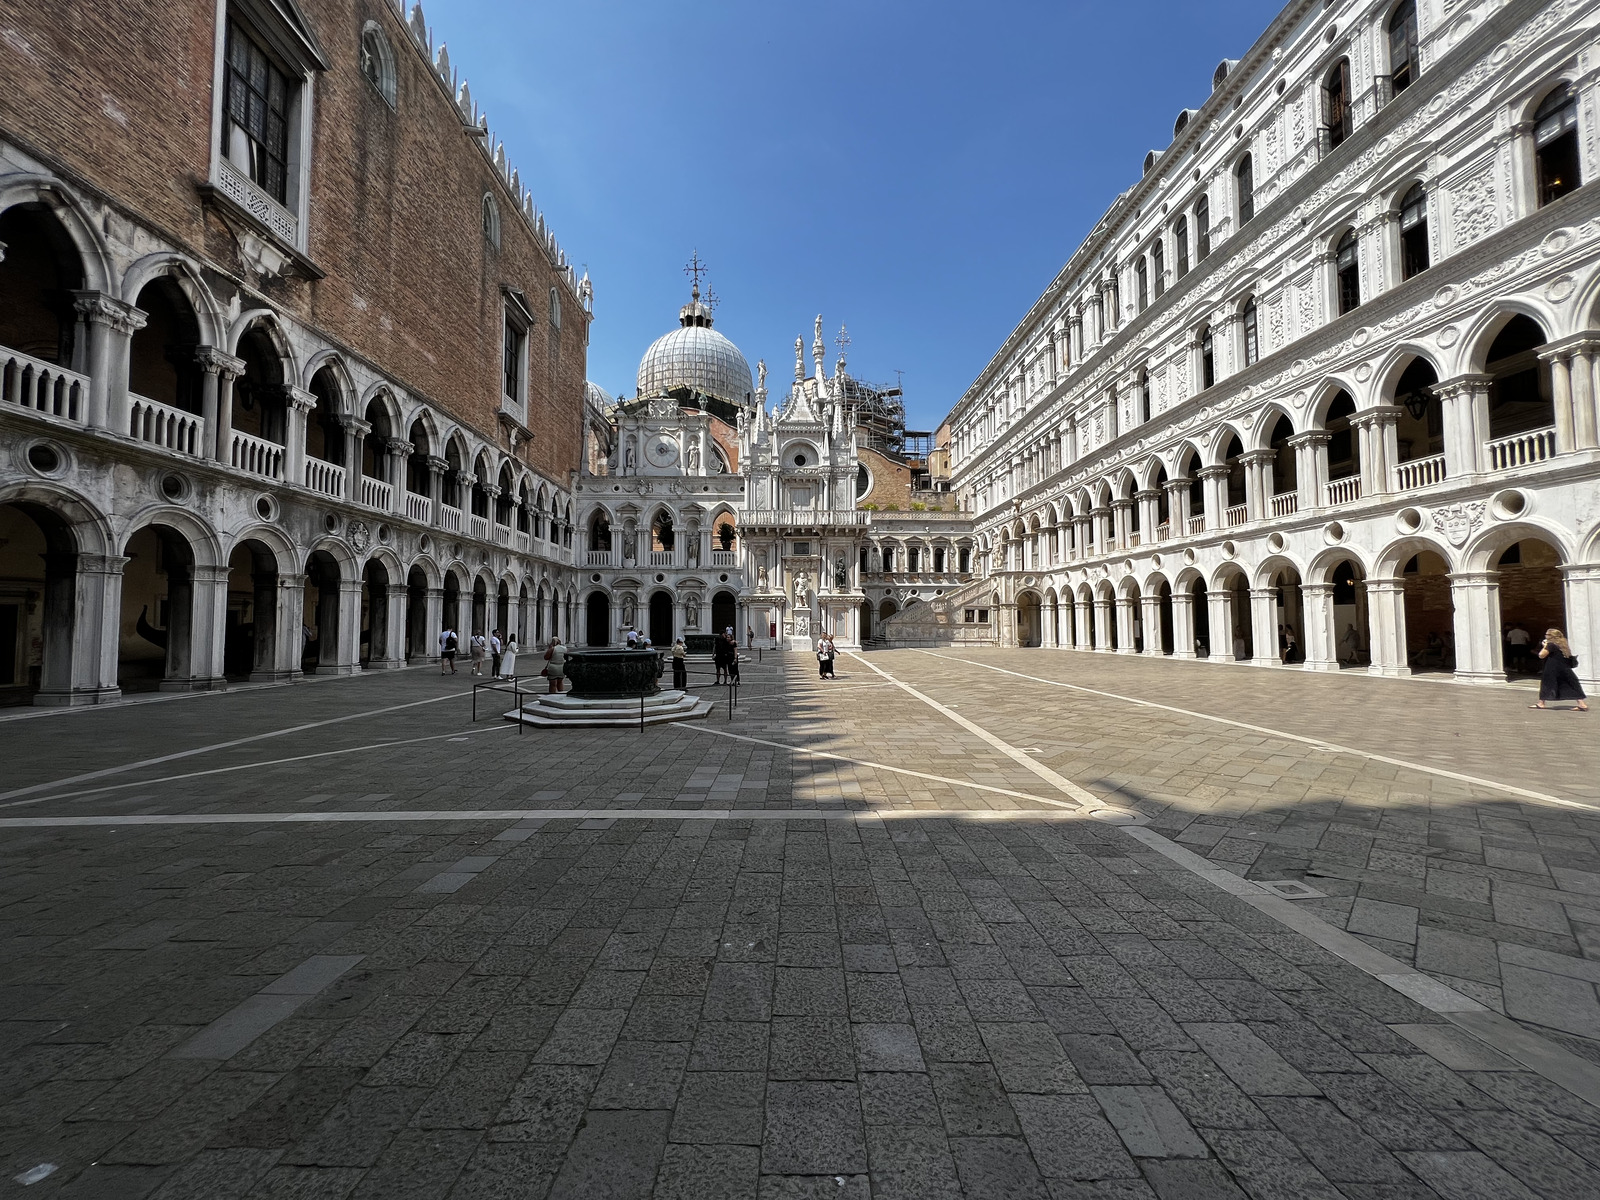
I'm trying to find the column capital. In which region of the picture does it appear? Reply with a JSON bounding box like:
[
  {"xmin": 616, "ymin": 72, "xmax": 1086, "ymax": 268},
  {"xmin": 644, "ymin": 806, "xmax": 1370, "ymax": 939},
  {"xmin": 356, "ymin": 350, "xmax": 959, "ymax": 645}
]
[
  {"xmin": 426, "ymin": 455, "xmax": 450, "ymax": 473},
  {"xmin": 196, "ymin": 346, "xmax": 246, "ymax": 378},
  {"xmin": 75, "ymin": 553, "xmax": 130, "ymax": 575},
  {"xmin": 1300, "ymin": 581, "xmax": 1334, "ymax": 596},
  {"xmin": 1539, "ymin": 333, "xmax": 1600, "ymax": 362},
  {"xmin": 336, "ymin": 415, "xmax": 372, "ymax": 436},
  {"xmin": 1446, "ymin": 570, "xmax": 1500, "ymax": 586},
  {"xmin": 1248, "ymin": 587, "xmax": 1278, "ymax": 600},
  {"xmin": 1240, "ymin": 448, "xmax": 1276, "ymax": 467},
  {"xmin": 72, "ymin": 290, "xmax": 146, "ymax": 333},
  {"xmin": 1432, "ymin": 373, "xmax": 1493, "ymax": 401},
  {"xmin": 1134, "ymin": 488, "xmax": 1161, "ymax": 503},
  {"xmin": 1198, "ymin": 464, "xmax": 1230, "ymax": 481},
  {"xmin": 285, "ymin": 386, "xmax": 317, "ymax": 414},
  {"xmin": 1286, "ymin": 431, "xmax": 1331, "ymax": 449},
  {"xmin": 1111, "ymin": 496, "xmax": 1135, "ymax": 511},
  {"xmin": 1349, "ymin": 404, "xmax": 1402, "ymax": 430},
  {"xmin": 386, "ymin": 437, "xmax": 413, "ymax": 456}
]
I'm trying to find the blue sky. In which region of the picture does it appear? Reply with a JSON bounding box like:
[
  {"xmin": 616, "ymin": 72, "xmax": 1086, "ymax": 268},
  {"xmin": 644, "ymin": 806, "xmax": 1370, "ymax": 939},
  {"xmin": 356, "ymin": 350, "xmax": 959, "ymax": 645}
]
[{"xmin": 429, "ymin": 1, "xmax": 1283, "ymax": 429}]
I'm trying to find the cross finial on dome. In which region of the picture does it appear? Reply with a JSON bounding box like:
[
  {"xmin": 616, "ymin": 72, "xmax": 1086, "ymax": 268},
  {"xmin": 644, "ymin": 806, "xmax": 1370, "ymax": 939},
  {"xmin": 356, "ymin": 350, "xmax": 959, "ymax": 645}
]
[{"xmin": 684, "ymin": 250, "xmax": 707, "ymax": 294}]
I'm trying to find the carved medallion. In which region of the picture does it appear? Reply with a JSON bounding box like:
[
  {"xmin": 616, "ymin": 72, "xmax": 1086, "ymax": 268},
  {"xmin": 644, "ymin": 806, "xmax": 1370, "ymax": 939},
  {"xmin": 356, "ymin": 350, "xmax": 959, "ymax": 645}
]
[
  {"xmin": 1431, "ymin": 501, "xmax": 1485, "ymax": 548},
  {"xmin": 347, "ymin": 520, "xmax": 371, "ymax": 552}
]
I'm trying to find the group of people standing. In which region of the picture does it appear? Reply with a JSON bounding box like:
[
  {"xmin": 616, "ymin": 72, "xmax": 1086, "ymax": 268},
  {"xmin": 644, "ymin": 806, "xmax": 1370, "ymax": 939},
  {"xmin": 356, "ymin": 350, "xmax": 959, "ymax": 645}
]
[
  {"xmin": 815, "ymin": 634, "xmax": 837, "ymax": 679},
  {"xmin": 436, "ymin": 626, "xmax": 567, "ymax": 693}
]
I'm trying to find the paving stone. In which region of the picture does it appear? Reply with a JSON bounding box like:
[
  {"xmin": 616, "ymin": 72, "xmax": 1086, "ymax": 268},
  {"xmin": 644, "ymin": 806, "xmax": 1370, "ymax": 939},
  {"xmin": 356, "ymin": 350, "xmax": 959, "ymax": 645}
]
[
  {"xmin": 853, "ymin": 1023, "xmax": 925, "ymax": 1073},
  {"xmin": 761, "ymin": 1081, "xmax": 867, "ymax": 1175},
  {"xmin": 1346, "ymin": 900, "xmax": 1419, "ymax": 945},
  {"xmin": 590, "ymin": 1039, "xmax": 688, "ymax": 1109},
  {"xmin": 865, "ymin": 1125, "xmax": 964, "ymax": 1200},
  {"xmin": 769, "ymin": 1015, "xmax": 855, "ymax": 1080},
  {"xmin": 1136, "ymin": 1159, "xmax": 1249, "ymax": 1198},
  {"xmin": 860, "ymin": 1071, "xmax": 943, "ymax": 1127},
  {"xmin": 1395, "ymin": 1151, "xmax": 1541, "ymax": 1200},
  {"xmin": 928, "ymin": 1062, "xmax": 1020, "ymax": 1136},
  {"xmin": 1182, "ymin": 1025, "xmax": 1319, "ymax": 1097},
  {"xmin": 548, "ymin": 1109, "xmax": 671, "ymax": 1200},
  {"xmin": 672, "ymin": 1071, "xmax": 765, "ymax": 1145},
  {"xmin": 948, "ymin": 1136, "xmax": 1050, "ymax": 1199},
  {"xmin": 652, "ymin": 1143, "xmax": 760, "ymax": 1200},
  {"xmin": 1092, "ymin": 1086, "xmax": 1209, "ymax": 1159}
]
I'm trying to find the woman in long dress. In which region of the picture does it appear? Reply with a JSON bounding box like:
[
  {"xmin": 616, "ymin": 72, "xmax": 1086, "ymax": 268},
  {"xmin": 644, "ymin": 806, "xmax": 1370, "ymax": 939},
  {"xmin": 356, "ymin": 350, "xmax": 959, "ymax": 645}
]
[
  {"xmin": 1532, "ymin": 628, "xmax": 1588, "ymax": 711},
  {"xmin": 500, "ymin": 635, "xmax": 519, "ymax": 680}
]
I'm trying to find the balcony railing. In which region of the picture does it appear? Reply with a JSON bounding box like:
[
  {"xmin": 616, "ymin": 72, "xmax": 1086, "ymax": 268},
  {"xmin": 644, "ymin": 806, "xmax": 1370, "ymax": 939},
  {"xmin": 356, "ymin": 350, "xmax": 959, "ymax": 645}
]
[
  {"xmin": 586, "ymin": 549, "xmax": 612, "ymax": 566},
  {"xmin": 469, "ymin": 514, "xmax": 490, "ymax": 541},
  {"xmin": 649, "ymin": 550, "xmax": 675, "ymax": 567},
  {"xmin": 493, "ymin": 524, "xmax": 512, "ymax": 547},
  {"xmin": 711, "ymin": 550, "xmax": 737, "ymax": 567},
  {"xmin": 439, "ymin": 504, "xmax": 463, "ymax": 533},
  {"xmin": 231, "ymin": 430, "xmax": 284, "ymax": 480},
  {"xmin": 1325, "ymin": 476, "xmax": 1361, "ymax": 506},
  {"xmin": 1486, "ymin": 425, "xmax": 1556, "ymax": 472},
  {"xmin": 1270, "ymin": 491, "xmax": 1298, "ymax": 517},
  {"xmin": 514, "ymin": 530, "xmax": 530, "ymax": 553},
  {"xmin": 1156, "ymin": 521, "xmax": 1170, "ymax": 541},
  {"xmin": 129, "ymin": 394, "xmax": 205, "ymax": 457},
  {"xmin": 216, "ymin": 158, "xmax": 298, "ymax": 245},
  {"xmin": 2, "ymin": 349, "xmax": 86, "ymax": 424},
  {"xmin": 1187, "ymin": 515, "xmax": 1205, "ymax": 534},
  {"xmin": 405, "ymin": 491, "xmax": 432, "ymax": 523},
  {"xmin": 360, "ymin": 475, "xmax": 392, "ymax": 510},
  {"xmin": 1225, "ymin": 503, "xmax": 1249, "ymax": 527},
  {"xmin": 1395, "ymin": 452, "xmax": 1446, "ymax": 491},
  {"xmin": 305, "ymin": 457, "xmax": 345, "ymax": 499}
]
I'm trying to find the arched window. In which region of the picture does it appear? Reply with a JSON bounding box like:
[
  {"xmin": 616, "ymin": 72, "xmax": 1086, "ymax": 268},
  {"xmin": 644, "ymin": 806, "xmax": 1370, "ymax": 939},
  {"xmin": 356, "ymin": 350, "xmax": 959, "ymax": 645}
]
[
  {"xmin": 359, "ymin": 22, "xmax": 397, "ymax": 107},
  {"xmin": 1200, "ymin": 326, "xmax": 1215, "ymax": 390},
  {"xmin": 1151, "ymin": 239, "xmax": 1166, "ymax": 298},
  {"xmin": 549, "ymin": 287, "xmax": 562, "ymax": 329},
  {"xmin": 1336, "ymin": 229, "xmax": 1360, "ymax": 314},
  {"xmin": 1534, "ymin": 85, "xmax": 1581, "ymax": 206},
  {"xmin": 1400, "ymin": 184, "xmax": 1429, "ymax": 279},
  {"xmin": 482, "ymin": 193, "xmax": 500, "ymax": 248},
  {"xmin": 1195, "ymin": 197, "xmax": 1211, "ymax": 260},
  {"xmin": 1324, "ymin": 58, "xmax": 1352, "ymax": 149},
  {"xmin": 1174, "ymin": 216, "xmax": 1189, "ymax": 277},
  {"xmin": 1235, "ymin": 155, "xmax": 1254, "ymax": 225},
  {"xmin": 1136, "ymin": 257, "xmax": 1149, "ymax": 312},
  {"xmin": 1388, "ymin": 1, "xmax": 1418, "ymax": 94},
  {"xmin": 1242, "ymin": 298, "xmax": 1259, "ymax": 366},
  {"xmin": 1138, "ymin": 368, "xmax": 1151, "ymax": 424}
]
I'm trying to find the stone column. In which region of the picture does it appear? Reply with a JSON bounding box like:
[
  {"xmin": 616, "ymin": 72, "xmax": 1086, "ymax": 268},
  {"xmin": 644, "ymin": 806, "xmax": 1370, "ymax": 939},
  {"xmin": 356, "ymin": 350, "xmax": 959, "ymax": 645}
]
[
  {"xmin": 216, "ymin": 365, "xmax": 240, "ymax": 468},
  {"xmin": 1163, "ymin": 480, "xmax": 1189, "ymax": 534},
  {"xmin": 1540, "ymin": 347, "xmax": 1576, "ymax": 454},
  {"xmin": 1449, "ymin": 571, "xmax": 1504, "ymax": 685},
  {"xmin": 284, "ymin": 387, "xmax": 316, "ymax": 486},
  {"xmin": 1140, "ymin": 594, "xmax": 1164, "ymax": 655},
  {"xmin": 1569, "ymin": 342, "xmax": 1599, "ymax": 450},
  {"xmin": 1350, "ymin": 410, "xmax": 1382, "ymax": 497},
  {"xmin": 270, "ymin": 572, "xmax": 307, "ymax": 682},
  {"xmin": 1364, "ymin": 579, "xmax": 1410, "ymax": 677},
  {"xmin": 1562, "ymin": 564, "xmax": 1600, "ymax": 694},
  {"xmin": 1300, "ymin": 582, "xmax": 1338, "ymax": 671},
  {"xmin": 340, "ymin": 417, "xmax": 372, "ymax": 504},
  {"xmin": 1249, "ymin": 587, "xmax": 1279, "ymax": 667},
  {"xmin": 1112, "ymin": 499, "xmax": 1134, "ymax": 550},
  {"xmin": 1091, "ymin": 507, "xmax": 1112, "ymax": 556},
  {"xmin": 38, "ymin": 552, "xmax": 125, "ymax": 706},
  {"xmin": 1436, "ymin": 375, "xmax": 1491, "ymax": 477},
  {"xmin": 386, "ymin": 439, "xmax": 410, "ymax": 515},
  {"xmin": 1241, "ymin": 450, "xmax": 1274, "ymax": 521},
  {"xmin": 1289, "ymin": 432, "xmax": 1330, "ymax": 510},
  {"xmin": 1171, "ymin": 591, "xmax": 1196, "ymax": 659},
  {"xmin": 1207, "ymin": 589, "xmax": 1234, "ymax": 660},
  {"xmin": 1092, "ymin": 595, "xmax": 1112, "ymax": 650},
  {"xmin": 334, "ymin": 578, "xmax": 365, "ymax": 674},
  {"xmin": 1074, "ymin": 517, "xmax": 1092, "ymax": 560},
  {"xmin": 377, "ymin": 582, "xmax": 409, "ymax": 668},
  {"xmin": 1114, "ymin": 595, "xmax": 1137, "ymax": 653},
  {"xmin": 1074, "ymin": 599, "xmax": 1092, "ymax": 649},
  {"xmin": 72, "ymin": 291, "xmax": 146, "ymax": 432},
  {"xmin": 1199, "ymin": 466, "xmax": 1229, "ymax": 530},
  {"xmin": 1135, "ymin": 490, "xmax": 1160, "ymax": 543},
  {"xmin": 195, "ymin": 348, "xmax": 244, "ymax": 463},
  {"xmin": 174, "ymin": 563, "xmax": 230, "ymax": 691}
]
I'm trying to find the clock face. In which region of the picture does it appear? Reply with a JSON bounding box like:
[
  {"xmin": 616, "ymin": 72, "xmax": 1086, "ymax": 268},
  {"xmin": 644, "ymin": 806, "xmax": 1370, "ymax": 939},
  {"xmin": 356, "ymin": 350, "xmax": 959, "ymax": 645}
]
[{"xmin": 645, "ymin": 436, "xmax": 680, "ymax": 467}]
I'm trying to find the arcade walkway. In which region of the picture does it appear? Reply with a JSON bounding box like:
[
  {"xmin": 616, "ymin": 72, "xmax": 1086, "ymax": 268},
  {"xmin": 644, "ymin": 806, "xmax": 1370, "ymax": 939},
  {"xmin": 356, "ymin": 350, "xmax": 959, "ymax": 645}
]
[{"xmin": 1, "ymin": 650, "xmax": 1599, "ymax": 1198}]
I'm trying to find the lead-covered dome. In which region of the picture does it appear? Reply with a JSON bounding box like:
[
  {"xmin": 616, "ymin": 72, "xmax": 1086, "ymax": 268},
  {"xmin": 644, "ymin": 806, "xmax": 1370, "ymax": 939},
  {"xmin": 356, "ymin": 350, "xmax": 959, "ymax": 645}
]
[{"xmin": 636, "ymin": 285, "xmax": 755, "ymax": 407}]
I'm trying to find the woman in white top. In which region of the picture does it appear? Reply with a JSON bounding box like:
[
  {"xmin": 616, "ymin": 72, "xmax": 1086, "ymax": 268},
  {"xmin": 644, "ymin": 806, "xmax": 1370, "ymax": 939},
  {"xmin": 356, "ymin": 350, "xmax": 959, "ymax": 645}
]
[
  {"xmin": 500, "ymin": 635, "xmax": 519, "ymax": 680},
  {"xmin": 544, "ymin": 637, "xmax": 567, "ymax": 693}
]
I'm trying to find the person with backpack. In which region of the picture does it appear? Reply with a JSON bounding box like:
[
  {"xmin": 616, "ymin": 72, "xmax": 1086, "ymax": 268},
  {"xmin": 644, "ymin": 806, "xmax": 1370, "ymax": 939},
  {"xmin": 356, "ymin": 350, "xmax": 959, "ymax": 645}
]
[
  {"xmin": 439, "ymin": 626, "xmax": 458, "ymax": 674},
  {"xmin": 469, "ymin": 630, "xmax": 488, "ymax": 675}
]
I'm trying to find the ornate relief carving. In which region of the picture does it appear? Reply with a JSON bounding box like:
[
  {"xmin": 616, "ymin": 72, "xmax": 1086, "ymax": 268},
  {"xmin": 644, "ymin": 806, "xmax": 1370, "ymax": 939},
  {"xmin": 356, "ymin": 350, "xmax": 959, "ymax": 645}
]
[
  {"xmin": 1451, "ymin": 163, "xmax": 1498, "ymax": 250},
  {"xmin": 1432, "ymin": 501, "xmax": 1486, "ymax": 547}
]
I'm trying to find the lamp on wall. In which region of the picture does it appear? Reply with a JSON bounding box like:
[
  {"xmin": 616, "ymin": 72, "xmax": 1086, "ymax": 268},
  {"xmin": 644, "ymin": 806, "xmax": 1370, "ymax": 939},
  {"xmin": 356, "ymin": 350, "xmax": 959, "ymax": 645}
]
[{"xmin": 1400, "ymin": 387, "xmax": 1432, "ymax": 422}]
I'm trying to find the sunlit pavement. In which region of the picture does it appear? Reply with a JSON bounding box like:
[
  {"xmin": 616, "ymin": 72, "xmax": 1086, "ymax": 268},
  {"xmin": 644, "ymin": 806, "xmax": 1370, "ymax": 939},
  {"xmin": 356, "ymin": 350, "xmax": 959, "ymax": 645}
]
[{"xmin": 3, "ymin": 648, "xmax": 1600, "ymax": 1197}]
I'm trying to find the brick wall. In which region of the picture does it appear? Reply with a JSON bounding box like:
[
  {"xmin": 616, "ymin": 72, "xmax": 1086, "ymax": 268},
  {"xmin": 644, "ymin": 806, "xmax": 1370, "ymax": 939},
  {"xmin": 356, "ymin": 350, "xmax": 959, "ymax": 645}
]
[{"xmin": 0, "ymin": 0, "xmax": 586, "ymax": 481}]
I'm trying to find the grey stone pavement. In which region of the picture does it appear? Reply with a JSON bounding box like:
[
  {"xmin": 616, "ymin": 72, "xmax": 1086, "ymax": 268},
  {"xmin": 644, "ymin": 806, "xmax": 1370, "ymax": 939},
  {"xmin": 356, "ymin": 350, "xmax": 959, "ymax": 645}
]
[{"xmin": 1, "ymin": 648, "xmax": 1599, "ymax": 1198}]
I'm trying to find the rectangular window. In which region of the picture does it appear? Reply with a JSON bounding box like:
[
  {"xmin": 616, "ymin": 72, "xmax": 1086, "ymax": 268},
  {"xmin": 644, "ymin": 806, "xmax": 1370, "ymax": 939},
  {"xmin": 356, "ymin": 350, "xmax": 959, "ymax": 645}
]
[
  {"xmin": 503, "ymin": 311, "xmax": 526, "ymax": 407},
  {"xmin": 964, "ymin": 609, "xmax": 976, "ymax": 623},
  {"xmin": 1195, "ymin": 198, "xmax": 1211, "ymax": 260},
  {"xmin": 1152, "ymin": 241, "xmax": 1165, "ymax": 298},
  {"xmin": 1175, "ymin": 219, "xmax": 1189, "ymax": 277},
  {"xmin": 908, "ymin": 548, "xmax": 920, "ymax": 572},
  {"xmin": 977, "ymin": 609, "xmax": 989, "ymax": 624},
  {"xmin": 958, "ymin": 547, "xmax": 971, "ymax": 573},
  {"xmin": 224, "ymin": 20, "xmax": 291, "ymax": 204},
  {"xmin": 792, "ymin": 541, "xmax": 811, "ymax": 556}
]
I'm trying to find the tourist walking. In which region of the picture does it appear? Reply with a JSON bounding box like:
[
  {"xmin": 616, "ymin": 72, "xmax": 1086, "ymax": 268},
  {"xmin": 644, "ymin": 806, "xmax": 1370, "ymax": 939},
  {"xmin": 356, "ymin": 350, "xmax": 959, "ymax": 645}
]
[
  {"xmin": 816, "ymin": 634, "xmax": 836, "ymax": 679},
  {"xmin": 500, "ymin": 634, "xmax": 519, "ymax": 680},
  {"xmin": 469, "ymin": 630, "xmax": 487, "ymax": 675},
  {"xmin": 671, "ymin": 637, "xmax": 687, "ymax": 690},
  {"xmin": 713, "ymin": 632, "xmax": 732, "ymax": 684},
  {"xmin": 1282, "ymin": 624, "xmax": 1298, "ymax": 664},
  {"xmin": 438, "ymin": 626, "xmax": 458, "ymax": 674},
  {"xmin": 543, "ymin": 636, "xmax": 567, "ymax": 694},
  {"xmin": 489, "ymin": 629, "xmax": 502, "ymax": 678},
  {"xmin": 1532, "ymin": 628, "xmax": 1588, "ymax": 711},
  {"xmin": 726, "ymin": 632, "xmax": 741, "ymax": 685},
  {"xmin": 1506, "ymin": 622, "xmax": 1533, "ymax": 672}
]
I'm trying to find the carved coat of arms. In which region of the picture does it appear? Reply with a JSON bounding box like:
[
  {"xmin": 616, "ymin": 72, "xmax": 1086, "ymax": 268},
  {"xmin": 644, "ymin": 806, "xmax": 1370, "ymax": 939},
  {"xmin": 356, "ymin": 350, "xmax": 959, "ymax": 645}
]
[{"xmin": 1431, "ymin": 501, "xmax": 1484, "ymax": 548}]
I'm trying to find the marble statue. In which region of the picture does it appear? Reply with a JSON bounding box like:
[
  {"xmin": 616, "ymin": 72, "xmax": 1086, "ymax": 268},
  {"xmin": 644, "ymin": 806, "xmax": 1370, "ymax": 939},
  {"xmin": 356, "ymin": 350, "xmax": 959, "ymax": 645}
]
[
  {"xmin": 793, "ymin": 571, "xmax": 811, "ymax": 607},
  {"xmin": 834, "ymin": 555, "xmax": 848, "ymax": 590},
  {"xmin": 686, "ymin": 439, "xmax": 700, "ymax": 471},
  {"xmin": 757, "ymin": 565, "xmax": 769, "ymax": 590}
]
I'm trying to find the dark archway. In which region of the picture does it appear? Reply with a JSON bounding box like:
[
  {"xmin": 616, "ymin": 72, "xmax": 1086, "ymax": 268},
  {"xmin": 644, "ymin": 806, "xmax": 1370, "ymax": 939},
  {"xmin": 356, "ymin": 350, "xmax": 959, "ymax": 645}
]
[
  {"xmin": 496, "ymin": 579, "xmax": 510, "ymax": 640},
  {"xmin": 442, "ymin": 570, "xmax": 462, "ymax": 638},
  {"xmin": 1484, "ymin": 316, "xmax": 1553, "ymax": 442},
  {"xmin": 1393, "ymin": 359, "xmax": 1442, "ymax": 466},
  {"xmin": 118, "ymin": 523, "xmax": 198, "ymax": 691},
  {"xmin": 586, "ymin": 592, "xmax": 610, "ymax": 646},
  {"xmin": 648, "ymin": 590, "xmax": 673, "ymax": 645},
  {"xmin": 1495, "ymin": 538, "xmax": 1566, "ymax": 675},
  {"xmin": 1331, "ymin": 560, "xmax": 1369, "ymax": 667},
  {"xmin": 1158, "ymin": 582, "xmax": 1174, "ymax": 655},
  {"xmin": 128, "ymin": 278, "xmax": 203, "ymax": 425},
  {"xmin": 711, "ymin": 590, "xmax": 737, "ymax": 637},
  {"xmin": 0, "ymin": 204, "xmax": 84, "ymax": 366},
  {"xmin": 1191, "ymin": 579, "xmax": 1210, "ymax": 657},
  {"xmin": 406, "ymin": 566, "xmax": 428, "ymax": 661},
  {"xmin": 304, "ymin": 549, "xmax": 343, "ymax": 672},
  {"xmin": 471, "ymin": 576, "xmax": 488, "ymax": 636},
  {"xmin": 361, "ymin": 558, "xmax": 390, "ymax": 667},
  {"xmin": 1016, "ymin": 592, "xmax": 1042, "ymax": 648},
  {"xmin": 1401, "ymin": 551, "xmax": 1454, "ymax": 672},
  {"xmin": 225, "ymin": 538, "xmax": 281, "ymax": 680},
  {"xmin": 0, "ymin": 501, "xmax": 79, "ymax": 705}
]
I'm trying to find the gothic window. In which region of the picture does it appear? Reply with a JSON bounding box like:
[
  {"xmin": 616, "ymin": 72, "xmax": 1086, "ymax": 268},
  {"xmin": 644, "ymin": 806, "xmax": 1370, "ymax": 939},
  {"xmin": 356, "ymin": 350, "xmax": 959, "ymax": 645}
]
[
  {"xmin": 1399, "ymin": 183, "xmax": 1429, "ymax": 279},
  {"xmin": 1200, "ymin": 326, "xmax": 1215, "ymax": 389},
  {"xmin": 482, "ymin": 193, "xmax": 500, "ymax": 247},
  {"xmin": 1388, "ymin": 1, "xmax": 1418, "ymax": 94},
  {"xmin": 1335, "ymin": 228, "xmax": 1360, "ymax": 314},
  {"xmin": 224, "ymin": 20, "xmax": 292, "ymax": 203},
  {"xmin": 1151, "ymin": 239, "xmax": 1165, "ymax": 298},
  {"xmin": 1138, "ymin": 368, "xmax": 1151, "ymax": 423},
  {"xmin": 1324, "ymin": 58, "xmax": 1352, "ymax": 149},
  {"xmin": 1174, "ymin": 216, "xmax": 1190, "ymax": 276},
  {"xmin": 1242, "ymin": 298, "xmax": 1259, "ymax": 366},
  {"xmin": 359, "ymin": 22, "xmax": 397, "ymax": 107},
  {"xmin": 1235, "ymin": 154, "xmax": 1254, "ymax": 225},
  {"xmin": 1534, "ymin": 85, "xmax": 1581, "ymax": 206},
  {"xmin": 549, "ymin": 286, "xmax": 562, "ymax": 329},
  {"xmin": 1136, "ymin": 257, "xmax": 1149, "ymax": 312},
  {"xmin": 1195, "ymin": 197, "xmax": 1211, "ymax": 260}
]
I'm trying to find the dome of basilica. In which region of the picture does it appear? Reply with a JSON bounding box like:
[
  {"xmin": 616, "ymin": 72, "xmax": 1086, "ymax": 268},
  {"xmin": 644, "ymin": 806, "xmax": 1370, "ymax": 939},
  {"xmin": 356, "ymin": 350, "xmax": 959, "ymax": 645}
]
[{"xmin": 635, "ymin": 286, "xmax": 754, "ymax": 408}]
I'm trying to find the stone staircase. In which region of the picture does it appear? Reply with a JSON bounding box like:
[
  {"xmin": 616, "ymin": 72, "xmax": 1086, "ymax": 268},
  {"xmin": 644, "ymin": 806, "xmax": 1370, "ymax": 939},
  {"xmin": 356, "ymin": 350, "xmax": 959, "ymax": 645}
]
[
  {"xmin": 870, "ymin": 577, "xmax": 1001, "ymax": 648},
  {"xmin": 505, "ymin": 688, "xmax": 714, "ymax": 728}
]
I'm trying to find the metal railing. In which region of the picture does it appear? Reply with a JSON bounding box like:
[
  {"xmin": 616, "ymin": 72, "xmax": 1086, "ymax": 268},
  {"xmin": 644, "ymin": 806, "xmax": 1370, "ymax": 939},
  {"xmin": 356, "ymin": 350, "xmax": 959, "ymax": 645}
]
[
  {"xmin": 2, "ymin": 349, "xmax": 86, "ymax": 424},
  {"xmin": 129, "ymin": 394, "xmax": 205, "ymax": 457},
  {"xmin": 1394, "ymin": 452, "xmax": 1446, "ymax": 491},
  {"xmin": 1325, "ymin": 476, "xmax": 1361, "ymax": 506},
  {"xmin": 1486, "ymin": 425, "xmax": 1556, "ymax": 472},
  {"xmin": 231, "ymin": 429, "xmax": 284, "ymax": 480},
  {"xmin": 304, "ymin": 457, "xmax": 345, "ymax": 499}
]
